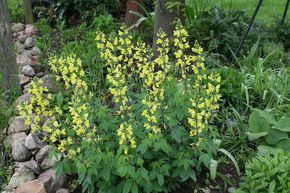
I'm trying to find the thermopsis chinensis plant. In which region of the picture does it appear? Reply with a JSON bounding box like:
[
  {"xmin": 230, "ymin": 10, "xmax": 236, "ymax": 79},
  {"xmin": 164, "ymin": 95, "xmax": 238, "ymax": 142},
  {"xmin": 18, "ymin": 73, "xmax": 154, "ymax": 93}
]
[{"xmin": 18, "ymin": 25, "xmax": 221, "ymax": 193}]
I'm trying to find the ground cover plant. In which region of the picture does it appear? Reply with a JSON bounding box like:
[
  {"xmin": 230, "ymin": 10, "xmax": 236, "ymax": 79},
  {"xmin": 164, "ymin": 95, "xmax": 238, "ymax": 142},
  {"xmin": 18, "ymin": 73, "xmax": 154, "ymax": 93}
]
[{"xmin": 3, "ymin": 0, "xmax": 290, "ymax": 192}]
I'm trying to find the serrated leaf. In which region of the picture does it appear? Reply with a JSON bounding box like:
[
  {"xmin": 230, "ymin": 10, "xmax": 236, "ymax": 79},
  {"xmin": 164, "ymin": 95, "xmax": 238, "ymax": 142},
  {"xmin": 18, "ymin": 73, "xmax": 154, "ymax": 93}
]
[
  {"xmin": 131, "ymin": 182, "xmax": 138, "ymax": 193},
  {"xmin": 265, "ymin": 129, "xmax": 288, "ymax": 145},
  {"xmin": 157, "ymin": 174, "xmax": 164, "ymax": 185},
  {"xmin": 56, "ymin": 91, "xmax": 64, "ymax": 106},
  {"xmin": 123, "ymin": 179, "xmax": 133, "ymax": 193},
  {"xmin": 210, "ymin": 159, "xmax": 218, "ymax": 180}
]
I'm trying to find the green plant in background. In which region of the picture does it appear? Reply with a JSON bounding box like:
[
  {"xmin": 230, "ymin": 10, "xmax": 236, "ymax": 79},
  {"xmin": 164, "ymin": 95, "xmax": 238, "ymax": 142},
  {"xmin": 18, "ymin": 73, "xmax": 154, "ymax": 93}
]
[
  {"xmin": 18, "ymin": 25, "xmax": 222, "ymax": 193},
  {"xmin": 247, "ymin": 108, "xmax": 290, "ymax": 151},
  {"xmin": 235, "ymin": 146, "xmax": 290, "ymax": 193}
]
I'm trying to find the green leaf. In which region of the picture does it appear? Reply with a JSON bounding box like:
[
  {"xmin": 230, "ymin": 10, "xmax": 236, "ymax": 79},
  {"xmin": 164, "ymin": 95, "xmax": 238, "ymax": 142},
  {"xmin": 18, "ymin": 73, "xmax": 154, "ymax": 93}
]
[
  {"xmin": 56, "ymin": 91, "xmax": 64, "ymax": 106},
  {"xmin": 265, "ymin": 129, "xmax": 288, "ymax": 145},
  {"xmin": 276, "ymin": 139, "xmax": 290, "ymax": 153},
  {"xmin": 268, "ymin": 180, "xmax": 276, "ymax": 193},
  {"xmin": 131, "ymin": 182, "xmax": 138, "ymax": 193},
  {"xmin": 218, "ymin": 148, "xmax": 240, "ymax": 175},
  {"xmin": 247, "ymin": 132, "xmax": 269, "ymax": 141},
  {"xmin": 254, "ymin": 108, "xmax": 277, "ymax": 125},
  {"xmin": 248, "ymin": 111, "xmax": 270, "ymax": 133},
  {"xmin": 275, "ymin": 117, "xmax": 290, "ymax": 132},
  {"xmin": 123, "ymin": 179, "xmax": 133, "ymax": 193},
  {"xmin": 157, "ymin": 174, "xmax": 164, "ymax": 185},
  {"xmin": 210, "ymin": 159, "xmax": 218, "ymax": 180}
]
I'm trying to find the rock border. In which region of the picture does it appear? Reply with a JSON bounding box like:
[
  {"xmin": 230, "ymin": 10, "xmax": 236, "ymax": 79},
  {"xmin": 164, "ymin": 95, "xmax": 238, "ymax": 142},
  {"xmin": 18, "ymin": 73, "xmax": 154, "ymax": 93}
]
[{"xmin": 2, "ymin": 23, "xmax": 68, "ymax": 193}]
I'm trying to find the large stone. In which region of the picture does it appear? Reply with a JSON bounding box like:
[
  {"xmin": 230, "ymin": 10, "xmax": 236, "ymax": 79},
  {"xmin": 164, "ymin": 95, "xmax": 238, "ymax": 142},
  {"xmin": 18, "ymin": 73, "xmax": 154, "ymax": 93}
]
[
  {"xmin": 11, "ymin": 23, "xmax": 25, "ymax": 33},
  {"xmin": 11, "ymin": 140, "xmax": 32, "ymax": 162},
  {"xmin": 35, "ymin": 145, "xmax": 51, "ymax": 164},
  {"xmin": 24, "ymin": 37, "xmax": 34, "ymax": 49},
  {"xmin": 19, "ymin": 75, "xmax": 30, "ymax": 87},
  {"xmin": 8, "ymin": 167, "xmax": 35, "ymax": 189},
  {"xmin": 31, "ymin": 46, "xmax": 42, "ymax": 56},
  {"xmin": 14, "ymin": 93, "xmax": 33, "ymax": 108},
  {"xmin": 30, "ymin": 63, "xmax": 43, "ymax": 73},
  {"xmin": 15, "ymin": 160, "xmax": 41, "ymax": 175},
  {"xmin": 8, "ymin": 116, "xmax": 30, "ymax": 135},
  {"xmin": 25, "ymin": 24, "xmax": 37, "ymax": 36},
  {"xmin": 15, "ymin": 180, "xmax": 46, "ymax": 193},
  {"xmin": 22, "ymin": 65, "xmax": 35, "ymax": 77},
  {"xmin": 41, "ymin": 154, "xmax": 61, "ymax": 171},
  {"xmin": 16, "ymin": 54, "xmax": 34, "ymax": 66},
  {"xmin": 25, "ymin": 133, "xmax": 43, "ymax": 151},
  {"xmin": 15, "ymin": 41, "xmax": 25, "ymax": 54},
  {"xmin": 56, "ymin": 188, "xmax": 69, "ymax": 193},
  {"xmin": 39, "ymin": 169, "xmax": 67, "ymax": 193},
  {"xmin": 10, "ymin": 132, "xmax": 27, "ymax": 144},
  {"xmin": 18, "ymin": 32, "xmax": 28, "ymax": 44},
  {"xmin": 40, "ymin": 75, "xmax": 58, "ymax": 92}
]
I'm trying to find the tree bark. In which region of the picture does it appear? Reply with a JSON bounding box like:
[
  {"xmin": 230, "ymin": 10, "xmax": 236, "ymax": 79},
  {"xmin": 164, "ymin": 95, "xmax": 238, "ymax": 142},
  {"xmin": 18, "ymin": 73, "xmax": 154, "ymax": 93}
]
[
  {"xmin": 153, "ymin": 0, "xmax": 184, "ymax": 56},
  {"xmin": 0, "ymin": 0, "xmax": 20, "ymax": 93},
  {"xmin": 23, "ymin": 0, "xmax": 33, "ymax": 24}
]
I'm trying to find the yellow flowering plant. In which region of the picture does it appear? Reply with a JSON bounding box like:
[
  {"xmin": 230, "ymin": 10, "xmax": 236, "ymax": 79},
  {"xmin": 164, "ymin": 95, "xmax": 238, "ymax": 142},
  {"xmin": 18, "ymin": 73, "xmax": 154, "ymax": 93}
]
[{"xmin": 18, "ymin": 25, "xmax": 221, "ymax": 193}]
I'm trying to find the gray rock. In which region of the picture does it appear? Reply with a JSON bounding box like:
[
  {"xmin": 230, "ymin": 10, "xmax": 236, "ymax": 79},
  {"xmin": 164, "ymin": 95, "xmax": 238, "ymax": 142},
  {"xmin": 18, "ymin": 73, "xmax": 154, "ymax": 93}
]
[
  {"xmin": 8, "ymin": 167, "xmax": 35, "ymax": 189},
  {"xmin": 18, "ymin": 32, "xmax": 28, "ymax": 44},
  {"xmin": 8, "ymin": 116, "xmax": 30, "ymax": 135},
  {"xmin": 15, "ymin": 179, "xmax": 47, "ymax": 193},
  {"xmin": 10, "ymin": 132, "xmax": 27, "ymax": 143},
  {"xmin": 35, "ymin": 72, "xmax": 45, "ymax": 78},
  {"xmin": 22, "ymin": 65, "xmax": 35, "ymax": 77},
  {"xmin": 14, "ymin": 93, "xmax": 33, "ymax": 109},
  {"xmin": 25, "ymin": 24, "xmax": 37, "ymax": 36},
  {"xmin": 31, "ymin": 47, "xmax": 42, "ymax": 56},
  {"xmin": 24, "ymin": 38, "xmax": 34, "ymax": 49},
  {"xmin": 16, "ymin": 160, "xmax": 41, "ymax": 175},
  {"xmin": 35, "ymin": 145, "xmax": 51, "ymax": 164},
  {"xmin": 11, "ymin": 23, "xmax": 25, "ymax": 33},
  {"xmin": 40, "ymin": 75, "xmax": 58, "ymax": 92},
  {"xmin": 39, "ymin": 169, "xmax": 67, "ymax": 193},
  {"xmin": 19, "ymin": 74, "xmax": 30, "ymax": 87},
  {"xmin": 56, "ymin": 188, "xmax": 69, "ymax": 193},
  {"xmin": 25, "ymin": 133, "xmax": 43, "ymax": 150},
  {"xmin": 15, "ymin": 41, "xmax": 25, "ymax": 54},
  {"xmin": 16, "ymin": 54, "xmax": 33, "ymax": 66},
  {"xmin": 12, "ymin": 140, "xmax": 32, "ymax": 162},
  {"xmin": 41, "ymin": 154, "xmax": 61, "ymax": 171}
]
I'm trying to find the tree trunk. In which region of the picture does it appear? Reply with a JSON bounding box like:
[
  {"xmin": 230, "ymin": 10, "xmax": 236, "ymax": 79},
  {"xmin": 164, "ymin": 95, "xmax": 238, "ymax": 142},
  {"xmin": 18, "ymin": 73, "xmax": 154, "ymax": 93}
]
[
  {"xmin": 0, "ymin": 0, "xmax": 20, "ymax": 93},
  {"xmin": 125, "ymin": 0, "xmax": 143, "ymax": 26},
  {"xmin": 153, "ymin": 0, "xmax": 184, "ymax": 56},
  {"xmin": 23, "ymin": 0, "xmax": 33, "ymax": 24}
]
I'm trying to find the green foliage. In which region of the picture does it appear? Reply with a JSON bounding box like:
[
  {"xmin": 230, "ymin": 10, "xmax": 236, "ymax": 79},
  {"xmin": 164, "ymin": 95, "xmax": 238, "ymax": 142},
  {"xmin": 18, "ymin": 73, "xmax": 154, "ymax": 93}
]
[
  {"xmin": 247, "ymin": 109, "xmax": 290, "ymax": 151},
  {"xmin": 48, "ymin": 0, "xmax": 118, "ymax": 23},
  {"xmin": 236, "ymin": 146, "xmax": 290, "ymax": 193}
]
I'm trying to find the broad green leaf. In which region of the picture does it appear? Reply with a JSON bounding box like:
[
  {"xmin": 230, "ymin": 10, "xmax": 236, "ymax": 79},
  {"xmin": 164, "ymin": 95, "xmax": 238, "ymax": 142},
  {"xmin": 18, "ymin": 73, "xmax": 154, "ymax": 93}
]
[
  {"xmin": 275, "ymin": 117, "xmax": 290, "ymax": 132},
  {"xmin": 276, "ymin": 139, "xmax": 290, "ymax": 153},
  {"xmin": 123, "ymin": 179, "xmax": 133, "ymax": 193},
  {"xmin": 254, "ymin": 108, "xmax": 277, "ymax": 125},
  {"xmin": 248, "ymin": 111, "xmax": 270, "ymax": 134},
  {"xmin": 265, "ymin": 129, "xmax": 288, "ymax": 145},
  {"xmin": 268, "ymin": 180, "xmax": 276, "ymax": 193},
  {"xmin": 131, "ymin": 182, "xmax": 138, "ymax": 193},
  {"xmin": 247, "ymin": 132, "xmax": 268, "ymax": 141},
  {"xmin": 157, "ymin": 174, "xmax": 164, "ymax": 185}
]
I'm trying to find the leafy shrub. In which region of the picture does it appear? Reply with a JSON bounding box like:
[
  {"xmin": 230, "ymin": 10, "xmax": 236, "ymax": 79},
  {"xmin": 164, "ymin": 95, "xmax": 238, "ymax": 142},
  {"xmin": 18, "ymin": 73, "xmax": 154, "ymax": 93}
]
[
  {"xmin": 247, "ymin": 108, "xmax": 290, "ymax": 151},
  {"xmin": 236, "ymin": 146, "xmax": 290, "ymax": 193},
  {"xmin": 18, "ymin": 26, "xmax": 222, "ymax": 193}
]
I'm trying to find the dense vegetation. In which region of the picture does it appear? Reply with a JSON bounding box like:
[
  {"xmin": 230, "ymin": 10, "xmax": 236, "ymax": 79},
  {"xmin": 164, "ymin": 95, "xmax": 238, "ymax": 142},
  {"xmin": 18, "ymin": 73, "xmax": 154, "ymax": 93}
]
[{"xmin": 1, "ymin": 0, "xmax": 290, "ymax": 192}]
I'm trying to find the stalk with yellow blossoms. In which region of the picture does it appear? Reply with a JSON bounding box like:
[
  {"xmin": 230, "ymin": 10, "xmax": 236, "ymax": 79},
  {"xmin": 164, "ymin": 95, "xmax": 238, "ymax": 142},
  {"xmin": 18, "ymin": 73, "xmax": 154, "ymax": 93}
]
[{"xmin": 97, "ymin": 27, "xmax": 136, "ymax": 155}]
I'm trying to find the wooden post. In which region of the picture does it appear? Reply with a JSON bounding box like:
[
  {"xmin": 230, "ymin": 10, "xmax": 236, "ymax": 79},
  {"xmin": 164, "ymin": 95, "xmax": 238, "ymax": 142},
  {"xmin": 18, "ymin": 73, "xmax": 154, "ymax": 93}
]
[
  {"xmin": 23, "ymin": 0, "xmax": 33, "ymax": 24},
  {"xmin": 0, "ymin": 0, "xmax": 20, "ymax": 93}
]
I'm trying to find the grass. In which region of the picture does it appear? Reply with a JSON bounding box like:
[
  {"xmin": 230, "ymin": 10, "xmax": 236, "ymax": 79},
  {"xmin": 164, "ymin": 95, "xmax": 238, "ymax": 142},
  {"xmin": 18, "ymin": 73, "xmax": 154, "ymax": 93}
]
[{"xmin": 196, "ymin": 0, "xmax": 288, "ymax": 24}]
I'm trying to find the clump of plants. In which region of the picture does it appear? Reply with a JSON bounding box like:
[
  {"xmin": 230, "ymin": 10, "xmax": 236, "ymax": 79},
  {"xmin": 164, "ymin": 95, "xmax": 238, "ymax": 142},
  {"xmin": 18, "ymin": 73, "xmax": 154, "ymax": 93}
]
[
  {"xmin": 18, "ymin": 25, "xmax": 222, "ymax": 193},
  {"xmin": 236, "ymin": 146, "xmax": 290, "ymax": 193}
]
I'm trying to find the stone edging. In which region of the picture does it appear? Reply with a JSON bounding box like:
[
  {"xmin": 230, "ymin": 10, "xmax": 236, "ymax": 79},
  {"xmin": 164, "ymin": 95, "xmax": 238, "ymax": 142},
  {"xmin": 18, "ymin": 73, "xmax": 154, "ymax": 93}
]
[{"xmin": 2, "ymin": 23, "xmax": 68, "ymax": 193}]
